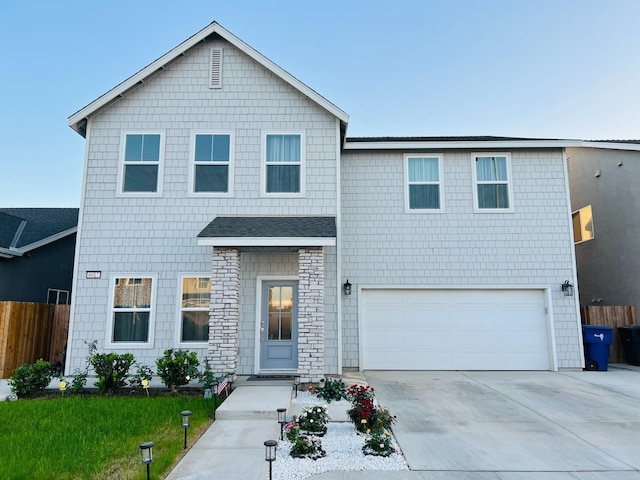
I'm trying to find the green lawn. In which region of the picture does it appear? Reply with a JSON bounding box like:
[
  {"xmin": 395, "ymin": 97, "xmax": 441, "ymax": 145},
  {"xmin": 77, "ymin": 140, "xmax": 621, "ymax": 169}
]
[{"xmin": 0, "ymin": 393, "xmax": 217, "ymax": 480}]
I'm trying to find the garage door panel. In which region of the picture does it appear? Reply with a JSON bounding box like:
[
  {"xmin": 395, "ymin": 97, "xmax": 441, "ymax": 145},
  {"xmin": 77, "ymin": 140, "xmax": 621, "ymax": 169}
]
[
  {"xmin": 404, "ymin": 329, "xmax": 451, "ymax": 349},
  {"xmin": 362, "ymin": 289, "xmax": 550, "ymax": 371},
  {"xmin": 365, "ymin": 330, "xmax": 404, "ymax": 349},
  {"xmin": 365, "ymin": 307, "xmax": 397, "ymax": 329}
]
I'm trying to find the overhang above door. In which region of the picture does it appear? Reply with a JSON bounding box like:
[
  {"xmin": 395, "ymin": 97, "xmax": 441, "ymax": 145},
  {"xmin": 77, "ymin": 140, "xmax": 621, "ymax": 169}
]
[{"xmin": 196, "ymin": 216, "xmax": 337, "ymax": 248}]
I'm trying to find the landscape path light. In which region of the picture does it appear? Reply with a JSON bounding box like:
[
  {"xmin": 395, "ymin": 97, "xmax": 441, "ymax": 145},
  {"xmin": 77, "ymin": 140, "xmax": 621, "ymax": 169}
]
[
  {"xmin": 180, "ymin": 410, "xmax": 192, "ymax": 449},
  {"xmin": 264, "ymin": 439, "xmax": 277, "ymax": 480},
  {"xmin": 139, "ymin": 441, "xmax": 154, "ymax": 480},
  {"xmin": 277, "ymin": 407, "xmax": 287, "ymax": 440}
]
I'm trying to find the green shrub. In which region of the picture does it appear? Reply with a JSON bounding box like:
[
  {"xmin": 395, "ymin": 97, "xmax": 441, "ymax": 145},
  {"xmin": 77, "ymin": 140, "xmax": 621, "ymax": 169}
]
[
  {"xmin": 8, "ymin": 359, "xmax": 54, "ymax": 397},
  {"xmin": 155, "ymin": 349, "xmax": 199, "ymax": 394},
  {"xmin": 90, "ymin": 351, "xmax": 135, "ymax": 394},
  {"xmin": 129, "ymin": 363, "xmax": 154, "ymax": 392},
  {"xmin": 69, "ymin": 369, "xmax": 88, "ymax": 394},
  {"xmin": 198, "ymin": 357, "xmax": 219, "ymax": 391},
  {"xmin": 314, "ymin": 377, "xmax": 347, "ymax": 403},
  {"xmin": 362, "ymin": 429, "xmax": 395, "ymax": 456}
]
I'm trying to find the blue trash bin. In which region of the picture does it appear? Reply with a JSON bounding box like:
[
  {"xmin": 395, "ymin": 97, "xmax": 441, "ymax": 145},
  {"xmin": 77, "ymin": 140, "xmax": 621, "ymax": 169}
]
[{"xmin": 582, "ymin": 325, "xmax": 613, "ymax": 371}]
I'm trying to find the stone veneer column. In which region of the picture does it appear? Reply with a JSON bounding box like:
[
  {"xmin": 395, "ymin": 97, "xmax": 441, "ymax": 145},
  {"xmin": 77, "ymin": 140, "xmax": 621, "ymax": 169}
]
[
  {"xmin": 208, "ymin": 247, "xmax": 240, "ymax": 380},
  {"xmin": 297, "ymin": 247, "xmax": 325, "ymax": 382}
]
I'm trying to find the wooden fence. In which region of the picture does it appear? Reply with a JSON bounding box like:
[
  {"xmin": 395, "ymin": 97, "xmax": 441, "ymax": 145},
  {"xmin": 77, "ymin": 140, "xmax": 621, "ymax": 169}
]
[
  {"xmin": 0, "ymin": 302, "xmax": 70, "ymax": 378},
  {"xmin": 581, "ymin": 305, "xmax": 638, "ymax": 363}
]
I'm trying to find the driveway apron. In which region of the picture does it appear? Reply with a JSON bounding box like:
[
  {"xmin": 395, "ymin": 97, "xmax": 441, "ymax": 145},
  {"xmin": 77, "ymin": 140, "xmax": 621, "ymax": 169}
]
[{"xmin": 364, "ymin": 370, "xmax": 640, "ymax": 475}]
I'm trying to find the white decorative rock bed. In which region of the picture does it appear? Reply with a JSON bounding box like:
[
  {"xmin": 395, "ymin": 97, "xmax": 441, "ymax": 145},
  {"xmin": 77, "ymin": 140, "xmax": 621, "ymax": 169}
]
[{"xmin": 271, "ymin": 391, "xmax": 409, "ymax": 480}]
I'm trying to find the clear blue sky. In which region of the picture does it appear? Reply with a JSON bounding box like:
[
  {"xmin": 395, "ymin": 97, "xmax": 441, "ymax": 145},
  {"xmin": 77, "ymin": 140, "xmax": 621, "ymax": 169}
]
[{"xmin": 2, "ymin": 0, "xmax": 639, "ymax": 207}]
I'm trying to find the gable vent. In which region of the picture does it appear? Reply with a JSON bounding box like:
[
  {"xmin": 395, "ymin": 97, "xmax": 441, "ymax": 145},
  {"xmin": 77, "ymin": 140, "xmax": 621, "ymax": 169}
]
[{"xmin": 209, "ymin": 48, "xmax": 222, "ymax": 89}]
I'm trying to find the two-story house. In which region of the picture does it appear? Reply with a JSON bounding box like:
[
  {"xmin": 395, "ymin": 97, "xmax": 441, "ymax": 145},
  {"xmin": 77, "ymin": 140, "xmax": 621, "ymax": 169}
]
[{"xmin": 66, "ymin": 22, "xmax": 584, "ymax": 381}]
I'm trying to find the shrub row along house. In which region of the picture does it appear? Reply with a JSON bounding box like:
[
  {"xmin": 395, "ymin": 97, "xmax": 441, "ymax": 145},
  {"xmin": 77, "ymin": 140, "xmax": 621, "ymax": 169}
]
[{"xmin": 65, "ymin": 21, "xmax": 634, "ymax": 381}]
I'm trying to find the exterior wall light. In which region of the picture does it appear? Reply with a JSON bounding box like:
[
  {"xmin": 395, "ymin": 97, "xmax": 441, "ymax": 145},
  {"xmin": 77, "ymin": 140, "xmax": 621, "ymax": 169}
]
[
  {"xmin": 264, "ymin": 439, "xmax": 277, "ymax": 480},
  {"xmin": 180, "ymin": 410, "xmax": 192, "ymax": 449},
  {"xmin": 343, "ymin": 280, "xmax": 352, "ymax": 296},
  {"xmin": 277, "ymin": 407, "xmax": 287, "ymax": 440},
  {"xmin": 562, "ymin": 281, "xmax": 574, "ymax": 296},
  {"xmin": 139, "ymin": 441, "xmax": 154, "ymax": 480}
]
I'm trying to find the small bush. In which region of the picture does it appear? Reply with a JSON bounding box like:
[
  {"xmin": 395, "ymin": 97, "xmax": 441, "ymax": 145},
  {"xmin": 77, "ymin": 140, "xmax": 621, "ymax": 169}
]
[
  {"xmin": 8, "ymin": 359, "xmax": 54, "ymax": 397},
  {"xmin": 69, "ymin": 369, "xmax": 88, "ymax": 394},
  {"xmin": 314, "ymin": 377, "xmax": 347, "ymax": 403},
  {"xmin": 289, "ymin": 434, "xmax": 325, "ymax": 460},
  {"xmin": 198, "ymin": 357, "xmax": 218, "ymax": 391},
  {"xmin": 129, "ymin": 363, "xmax": 154, "ymax": 392},
  {"xmin": 90, "ymin": 352, "xmax": 135, "ymax": 394},
  {"xmin": 155, "ymin": 349, "xmax": 199, "ymax": 394},
  {"xmin": 298, "ymin": 405, "xmax": 330, "ymax": 434},
  {"xmin": 363, "ymin": 430, "xmax": 395, "ymax": 456}
]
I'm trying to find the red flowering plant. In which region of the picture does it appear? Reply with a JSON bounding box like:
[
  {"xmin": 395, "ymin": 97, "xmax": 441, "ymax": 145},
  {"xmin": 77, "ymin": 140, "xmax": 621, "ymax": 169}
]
[
  {"xmin": 346, "ymin": 384, "xmax": 396, "ymax": 434},
  {"xmin": 346, "ymin": 384, "xmax": 376, "ymax": 432}
]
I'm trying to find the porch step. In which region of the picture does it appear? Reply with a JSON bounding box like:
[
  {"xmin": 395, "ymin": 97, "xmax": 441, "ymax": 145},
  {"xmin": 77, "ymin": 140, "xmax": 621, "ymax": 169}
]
[{"xmin": 215, "ymin": 385, "xmax": 292, "ymax": 420}]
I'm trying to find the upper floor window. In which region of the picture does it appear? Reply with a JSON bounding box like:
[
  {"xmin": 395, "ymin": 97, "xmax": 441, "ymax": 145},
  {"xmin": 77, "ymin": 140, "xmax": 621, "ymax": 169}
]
[
  {"xmin": 192, "ymin": 133, "xmax": 232, "ymax": 194},
  {"xmin": 109, "ymin": 275, "xmax": 156, "ymax": 347},
  {"xmin": 264, "ymin": 133, "xmax": 304, "ymax": 194},
  {"xmin": 179, "ymin": 276, "xmax": 211, "ymax": 343},
  {"xmin": 406, "ymin": 155, "xmax": 442, "ymax": 210},
  {"xmin": 473, "ymin": 153, "xmax": 512, "ymax": 211},
  {"xmin": 121, "ymin": 133, "xmax": 163, "ymax": 194},
  {"xmin": 573, "ymin": 205, "xmax": 594, "ymax": 243}
]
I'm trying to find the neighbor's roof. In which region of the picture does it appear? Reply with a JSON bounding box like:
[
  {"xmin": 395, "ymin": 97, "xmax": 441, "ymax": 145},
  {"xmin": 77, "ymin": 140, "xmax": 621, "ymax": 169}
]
[
  {"xmin": 197, "ymin": 216, "xmax": 336, "ymax": 247},
  {"xmin": 68, "ymin": 21, "xmax": 348, "ymax": 137},
  {"xmin": 0, "ymin": 208, "xmax": 78, "ymax": 258}
]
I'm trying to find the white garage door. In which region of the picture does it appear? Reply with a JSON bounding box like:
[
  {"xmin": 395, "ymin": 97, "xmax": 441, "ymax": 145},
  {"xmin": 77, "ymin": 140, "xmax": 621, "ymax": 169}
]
[{"xmin": 361, "ymin": 289, "xmax": 550, "ymax": 370}]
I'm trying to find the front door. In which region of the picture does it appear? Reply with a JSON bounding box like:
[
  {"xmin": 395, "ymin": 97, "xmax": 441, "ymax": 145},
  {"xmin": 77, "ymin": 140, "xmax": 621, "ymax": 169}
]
[{"xmin": 260, "ymin": 281, "xmax": 298, "ymax": 371}]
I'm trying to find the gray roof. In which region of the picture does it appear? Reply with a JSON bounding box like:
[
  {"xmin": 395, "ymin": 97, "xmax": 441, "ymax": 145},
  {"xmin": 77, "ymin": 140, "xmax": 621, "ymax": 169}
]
[
  {"xmin": 346, "ymin": 135, "xmax": 560, "ymax": 143},
  {"xmin": 198, "ymin": 216, "xmax": 336, "ymax": 239},
  {"xmin": 0, "ymin": 208, "xmax": 79, "ymax": 250}
]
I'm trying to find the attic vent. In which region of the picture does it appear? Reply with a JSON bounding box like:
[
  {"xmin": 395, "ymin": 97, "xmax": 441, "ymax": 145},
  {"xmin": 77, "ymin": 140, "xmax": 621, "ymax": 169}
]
[{"xmin": 209, "ymin": 48, "xmax": 222, "ymax": 89}]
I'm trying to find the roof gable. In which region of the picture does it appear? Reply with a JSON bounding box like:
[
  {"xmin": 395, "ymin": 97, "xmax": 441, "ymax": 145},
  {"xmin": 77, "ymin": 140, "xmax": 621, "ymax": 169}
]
[{"xmin": 68, "ymin": 21, "xmax": 348, "ymax": 137}]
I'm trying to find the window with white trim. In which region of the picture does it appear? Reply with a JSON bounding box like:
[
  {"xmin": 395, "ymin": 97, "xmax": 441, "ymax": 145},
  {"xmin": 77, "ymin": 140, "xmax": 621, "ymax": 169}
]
[
  {"xmin": 473, "ymin": 154, "xmax": 512, "ymax": 210},
  {"xmin": 110, "ymin": 276, "xmax": 155, "ymax": 344},
  {"xmin": 122, "ymin": 133, "xmax": 162, "ymax": 193},
  {"xmin": 264, "ymin": 134, "xmax": 302, "ymax": 194},
  {"xmin": 192, "ymin": 133, "xmax": 232, "ymax": 194},
  {"xmin": 406, "ymin": 155, "xmax": 442, "ymax": 210},
  {"xmin": 572, "ymin": 205, "xmax": 594, "ymax": 243},
  {"xmin": 179, "ymin": 276, "xmax": 211, "ymax": 343}
]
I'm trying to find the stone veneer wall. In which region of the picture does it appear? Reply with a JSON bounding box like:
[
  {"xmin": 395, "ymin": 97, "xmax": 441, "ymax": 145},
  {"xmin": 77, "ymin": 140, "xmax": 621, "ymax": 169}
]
[
  {"xmin": 297, "ymin": 247, "xmax": 325, "ymax": 382},
  {"xmin": 209, "ymin": 247, "xmax": 240, "ymax": 379}
]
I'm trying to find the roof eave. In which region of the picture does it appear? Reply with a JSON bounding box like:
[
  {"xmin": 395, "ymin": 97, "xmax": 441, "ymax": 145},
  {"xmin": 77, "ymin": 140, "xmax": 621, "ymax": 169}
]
[
  {"xmin": 343, "ymin": 139, "xmax": 585, "ymax": 150},
  {"xmin": 197, "ymin": 236, "xmax": 336, "ymax": 247},
  {"xmin": 68, "ymin": 21, "xmax": 348, "ymax": 136},
  {"xmin": 0, "ymin": 247, "xmax": 23, "ymax": 258},
  {"xmin": 19, "ymin": 227, "xmax": 77, "ymax": 254}
]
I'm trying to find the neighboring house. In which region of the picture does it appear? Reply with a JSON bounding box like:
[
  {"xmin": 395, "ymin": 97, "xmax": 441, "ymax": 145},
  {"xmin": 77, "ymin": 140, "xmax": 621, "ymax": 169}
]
[
  {"xmin": 65, "ymin": 21, "xmax": 585, "ymax": 381},
  {"xmin": 0, "ymin": 208, "xmax": 78, "ymax": 303},
  {"xmin": 567, "ymin": 143, "xmax": 640, "ymax": 308}
]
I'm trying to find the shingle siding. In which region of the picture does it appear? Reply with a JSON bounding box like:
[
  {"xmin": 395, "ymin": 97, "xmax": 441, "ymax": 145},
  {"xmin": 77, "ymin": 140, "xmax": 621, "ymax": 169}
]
[
  {"xmin": 340, "ymin": 149, "xmax": 582, "ymax": 369},
  {"xmin": 68, "ymin": 38, "xmax": 339, "ymax": 372}
]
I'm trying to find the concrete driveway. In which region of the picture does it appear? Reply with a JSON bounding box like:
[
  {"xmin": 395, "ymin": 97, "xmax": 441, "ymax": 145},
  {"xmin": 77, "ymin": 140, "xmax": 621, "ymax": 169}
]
[{"xmin": 363, "ymin": 368, "xmax": 640, "ymax": 479}]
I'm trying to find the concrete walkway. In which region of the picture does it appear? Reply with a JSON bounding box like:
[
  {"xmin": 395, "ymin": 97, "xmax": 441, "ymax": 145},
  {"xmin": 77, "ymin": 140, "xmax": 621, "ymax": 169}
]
[{"xmin": 166, "ymin": 366, "xmax": 640, "ymax": 480}]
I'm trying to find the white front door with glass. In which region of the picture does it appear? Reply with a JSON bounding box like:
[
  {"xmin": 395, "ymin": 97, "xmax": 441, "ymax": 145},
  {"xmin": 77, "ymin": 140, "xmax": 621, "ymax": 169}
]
[{"xmin": 260, "ymin": 281, "xmax": 298, "ymax": 371}]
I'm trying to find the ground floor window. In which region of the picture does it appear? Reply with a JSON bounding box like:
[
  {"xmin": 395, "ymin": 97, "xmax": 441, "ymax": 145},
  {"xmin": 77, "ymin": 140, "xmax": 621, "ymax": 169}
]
[
  {"xmin": 111, "ymin": 276, "xmax": 155, "ymax": 343},
  {"xmin": 180, "ymin": 276, "xmax": 211, "ymax": 342}
]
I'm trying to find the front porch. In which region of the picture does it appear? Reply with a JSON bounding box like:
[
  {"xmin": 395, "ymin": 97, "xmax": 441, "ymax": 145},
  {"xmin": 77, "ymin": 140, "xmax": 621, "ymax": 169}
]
[{"xmin": 197, "ymin": 216, "xmax": 337, "ymax": 383}]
